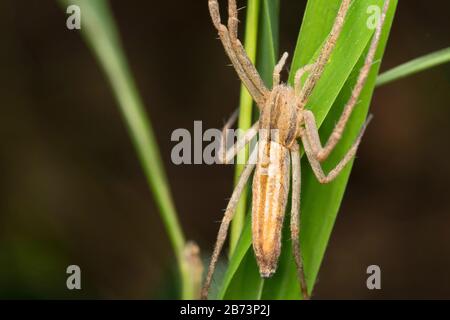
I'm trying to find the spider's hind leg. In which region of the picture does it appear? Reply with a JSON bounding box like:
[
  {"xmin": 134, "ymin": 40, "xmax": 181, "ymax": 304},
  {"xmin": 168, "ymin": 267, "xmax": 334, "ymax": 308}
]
[
  {"xmin": 290, "ymin": 143, "xmax": 310, "ymax": 300},
  {"xmin": 201, "ymin": 149, "xmax": 257, "ymax": 299}
]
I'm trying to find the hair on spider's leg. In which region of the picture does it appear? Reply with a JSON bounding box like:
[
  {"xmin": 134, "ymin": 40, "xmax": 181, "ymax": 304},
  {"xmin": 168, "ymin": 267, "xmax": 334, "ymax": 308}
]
[
  {"xmin": 298, "ymin": 0, "xmax": 352, "ymax": 105},
  {"xmin": 201, "ymin": 149, "xmax": 258, "ymax": 299},
  {"xmin": 301, "ymin": 115, "xmax": 373, "ymax": 184},
  {"xmin": 290, "ymin": 143, "xmax": 310, "ymax": 300},
  {"xmin": 219, "ymin": 27, "xmax": 263, "ymax": 105},
  {"xmin": 315, "ymin": 0, "xmax": 390, "ymax": 162},
  {"xmin": 227, "ymin": 0, "xmax": 239, "ymax": 40}
]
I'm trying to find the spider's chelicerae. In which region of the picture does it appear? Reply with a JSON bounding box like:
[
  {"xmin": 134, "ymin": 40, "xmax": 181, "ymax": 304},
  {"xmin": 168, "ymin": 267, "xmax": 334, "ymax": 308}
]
[{"xmin": 202, "ymin": 0, "xmax": 390, "ymax": 300}]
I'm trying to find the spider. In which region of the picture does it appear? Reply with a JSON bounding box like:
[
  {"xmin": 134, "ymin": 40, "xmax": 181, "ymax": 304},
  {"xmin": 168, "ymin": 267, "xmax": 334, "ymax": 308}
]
[{"xmin": 202, "ymin": 0, "xmax": 390, "ymax": 300}]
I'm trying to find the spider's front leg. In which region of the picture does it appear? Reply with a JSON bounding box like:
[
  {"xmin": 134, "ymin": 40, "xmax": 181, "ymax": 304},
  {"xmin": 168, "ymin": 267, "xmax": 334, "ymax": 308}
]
[{"xmin": 209, "ymin": 0, "xmax": 269, "ymax": 108}]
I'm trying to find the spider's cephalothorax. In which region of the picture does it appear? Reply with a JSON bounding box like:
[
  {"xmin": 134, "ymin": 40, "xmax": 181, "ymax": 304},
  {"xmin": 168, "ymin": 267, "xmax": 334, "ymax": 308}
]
[
  {"xmin": 202, "ymin": 0, "xmax": 390, "ymax": 300},
  {"xmin": 262, "ymin": 84, "xmax": 304, "ymax": 148}
]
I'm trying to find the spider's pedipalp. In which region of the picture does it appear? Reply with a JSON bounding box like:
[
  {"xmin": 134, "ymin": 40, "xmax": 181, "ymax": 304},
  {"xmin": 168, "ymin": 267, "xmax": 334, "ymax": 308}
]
[{"xmin": 273, "ymin": 52, "xmax": 289, "ymax": 87}]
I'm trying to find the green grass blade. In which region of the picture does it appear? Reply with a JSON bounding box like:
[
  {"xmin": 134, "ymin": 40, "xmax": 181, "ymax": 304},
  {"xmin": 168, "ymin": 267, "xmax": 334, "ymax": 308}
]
[
  {"xmin": 57, "ymin": 0, "xmax": 194, "ymax": 299},
  {"xmin": 270, "ymin": 0, "xmax": 398, "ymax": 298},
  {"xmin": 230, "ymin": 0, "xmax": 261, "ymax": 257},
  {"xmin": 376, "ymin": 47, "xmax": 450, "ymax": 86},
  {"xmin": 258, "ymin": 0, "xmax": 280, "ymax": 87}
]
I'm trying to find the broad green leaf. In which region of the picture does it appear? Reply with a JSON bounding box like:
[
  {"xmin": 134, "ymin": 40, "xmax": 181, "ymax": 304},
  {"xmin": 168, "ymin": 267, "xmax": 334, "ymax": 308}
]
[{"xmin": 376, "ymin": 47, "xmax": 450, "ymax": 86}]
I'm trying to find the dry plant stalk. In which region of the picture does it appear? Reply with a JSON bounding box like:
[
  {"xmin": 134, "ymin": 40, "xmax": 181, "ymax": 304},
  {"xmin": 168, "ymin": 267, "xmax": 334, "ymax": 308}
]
[
  {"xmin": 183, "ymin": 241, "xmax": 203, "ymax": 299},
  {"xmin": 202, "ymin": 0, "xmax": 390, "ymax": 300}
]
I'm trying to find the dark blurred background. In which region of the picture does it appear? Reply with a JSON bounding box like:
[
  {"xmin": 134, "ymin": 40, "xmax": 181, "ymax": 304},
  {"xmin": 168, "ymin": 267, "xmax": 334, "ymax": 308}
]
[{"xmin": 0, "ymin": 0, "xmax": 449, "ymax": 299}]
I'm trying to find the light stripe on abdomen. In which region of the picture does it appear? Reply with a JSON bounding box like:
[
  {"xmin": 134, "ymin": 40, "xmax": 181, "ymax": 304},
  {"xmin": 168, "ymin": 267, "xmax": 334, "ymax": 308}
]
[{"xmin": 252, "ymin": 140, "xmax": 290, "ymax": 277}]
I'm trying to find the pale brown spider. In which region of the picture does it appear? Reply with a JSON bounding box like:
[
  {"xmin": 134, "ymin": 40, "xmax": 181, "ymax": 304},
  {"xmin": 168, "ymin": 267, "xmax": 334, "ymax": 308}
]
[{"xmin": 202, "ymin": 0, "xmax": 390, "ymax": 300}]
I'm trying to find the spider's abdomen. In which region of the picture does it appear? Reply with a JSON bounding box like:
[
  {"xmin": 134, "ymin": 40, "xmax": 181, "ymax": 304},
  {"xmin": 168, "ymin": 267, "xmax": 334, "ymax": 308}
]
[{"xmin": 251, "ymin": 139, "xmax": 290, "ymax": 277}]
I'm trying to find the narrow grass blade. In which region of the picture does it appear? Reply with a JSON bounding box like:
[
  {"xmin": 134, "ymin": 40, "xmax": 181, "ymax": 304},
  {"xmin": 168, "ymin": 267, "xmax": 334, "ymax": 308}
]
[
  {"xmin": 376, "ymin": 47, "xmax": 450, "ymax": 86},
  {"xmin": 230, "ymin": 0, "xmax": 261, "ymax": 257},
  {"xmin": 57, "ymin": 0, "xmax": 194, "ymax": 298}
]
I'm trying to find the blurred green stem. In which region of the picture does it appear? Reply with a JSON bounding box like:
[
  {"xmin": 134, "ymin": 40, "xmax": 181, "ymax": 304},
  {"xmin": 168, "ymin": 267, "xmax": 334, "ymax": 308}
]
[
  {"xmin": 58, "ymin": 0, "xmax": 194, "ymax": 299},
  {"xmin": 230, "ymin": 0, "xmax": 261, "ymax": 258}
]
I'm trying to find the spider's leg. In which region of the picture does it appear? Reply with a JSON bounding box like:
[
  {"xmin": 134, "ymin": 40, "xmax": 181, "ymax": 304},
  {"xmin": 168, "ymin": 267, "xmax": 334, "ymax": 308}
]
[
  {"xmin": 298, "ymin": 0, "xmax": 352, "ymax": 104},
  {"xmin": 301, "ymin": 115, "xmax": 371, "ymax": 184},
  {"xmin": 217, "ymin": 112, "xmax": 259, "ymax": 164},
  {"xmin": 294, "ymin": 64, "xmax": 315, "ymax": 97},
  {"xmin": 313, "ymin": 0, "xmax": 390, "ymax": 161},
  {"xmin": 201, "ymin": 148, "xmax": 258, "ymax": 299},
  {"xmin": 303, "ymin": 110, "xmax": 373, "ymax": 161},
  {"xmin": 290, "ymin": 143, "xmax": 310, "ymax": 300},
  {"xmin": 273, "ymin": 52, "xmax": 289, "ymax": 87},
  {"xmin": 227, "ymin": 0, "xmax": 268, "ymax": 100},
  {"xmin": 209, "ymin": 0, "xmax": 269, "ymax": 108}
]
